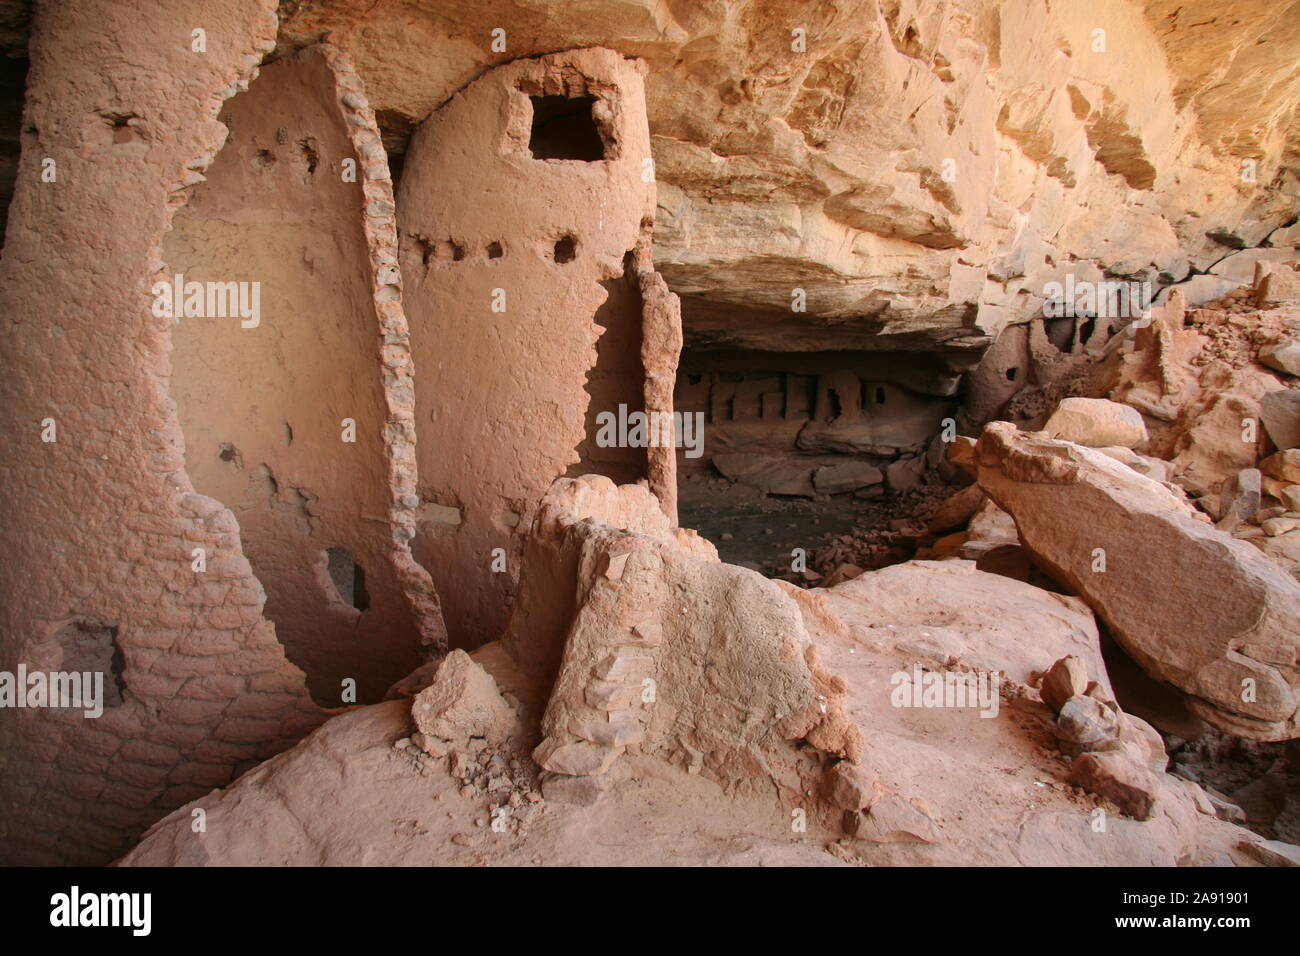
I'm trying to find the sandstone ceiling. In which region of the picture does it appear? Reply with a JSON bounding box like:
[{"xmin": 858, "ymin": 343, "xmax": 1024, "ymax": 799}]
[
  {"xmin": 265, "ymin": 0, "xmax": 1300, "ymax": 356},
  {"xmin": 0, "ymin": 1, "xmax": 1296, "ymax": 353}
]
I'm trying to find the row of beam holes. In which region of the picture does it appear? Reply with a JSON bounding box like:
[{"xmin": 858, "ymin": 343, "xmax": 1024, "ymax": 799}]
[{"xmin": 421, "ymin": 236, "xmax": 578, "ymax": 266}]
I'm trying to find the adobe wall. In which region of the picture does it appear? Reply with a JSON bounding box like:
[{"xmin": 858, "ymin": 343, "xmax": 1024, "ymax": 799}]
[
  {"xmin": 165, "ymin": 45, "xmax": 443, "ymax": 705},
  {"xmin": 571, "ymin": 252, "xmax": 649, "ymax": 486},
  {"xmin": 0, "ymin": 3, "xmax": 672, "ymax": 863},
  {"xmin": 397, "ymin": 49, "xmax": 658, "ymax": 648},
  {"xmin": 0, "ymin": 0, "xmax": 322, "ymax": 865}
]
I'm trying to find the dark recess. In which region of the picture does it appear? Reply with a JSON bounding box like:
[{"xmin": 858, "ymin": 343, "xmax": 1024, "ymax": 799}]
[
  {"xmin": 528, "ymin": 94, "xmax": 605, "ymax": 161},
  {"xmin": 0, "ymin": 53, "xmax": 29, "ymax": 246},
  {"xmin": 327, "ymin": 546, "xmax": 370, "ymax": 611}
]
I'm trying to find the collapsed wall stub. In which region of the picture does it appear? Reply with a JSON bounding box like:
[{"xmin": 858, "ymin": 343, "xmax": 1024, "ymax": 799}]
[
  {"xmin": 0, "ymin": 0, "xmax": 328, "ymax": 866},
  {"xmin": 507, "ymin": 476, "xmax": 861, "ymax": 797},
  {"xmin": 166, "ymin": 45, "xmax": 444, "ymax": 705},
  {"xmin": 960, "ymin": 306, "xmax": 1127, "ymax": 433},
  {"xmin": 637, "ymin": 246, "xmax": 682, "ymax": 524},
  {"xmin": 397, "ymin": 48, "xmax": 670, "ymax": 648}
]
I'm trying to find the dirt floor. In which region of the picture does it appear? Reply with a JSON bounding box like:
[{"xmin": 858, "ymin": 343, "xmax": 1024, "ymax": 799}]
[{"xmin": 677, "ymin": 469, "xmax": 958, "ymax": 581}]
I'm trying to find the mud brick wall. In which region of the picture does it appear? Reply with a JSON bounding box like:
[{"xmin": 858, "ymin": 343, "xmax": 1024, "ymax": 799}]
[{"xmin": 0, "ymin": 0, "xmax": 322, "ymax": 865}]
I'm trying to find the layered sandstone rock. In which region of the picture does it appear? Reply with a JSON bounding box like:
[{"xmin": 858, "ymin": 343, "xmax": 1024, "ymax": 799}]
[{"xmin": 274, "ymin": 0, "xmax": 1300, "ymax": 355}]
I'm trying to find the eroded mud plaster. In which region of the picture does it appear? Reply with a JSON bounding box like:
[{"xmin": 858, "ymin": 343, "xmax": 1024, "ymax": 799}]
[
  {"xmin": 0, "ymin": 0, "xmax": 323, "ymax": 866},
  {"xmin": 0, "ymin": 7, "xmax": 677, "ymax": 863},
  {"xmin": 397, "ymin": 49, "xmax": 662, "ymax": 648},
  {"xmin": 167, "ymin": 45, "xmax": 444, "ymax": 705}
]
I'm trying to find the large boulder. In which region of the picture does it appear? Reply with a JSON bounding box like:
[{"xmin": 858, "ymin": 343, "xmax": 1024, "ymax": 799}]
[
  {"xmin": 713, "ymin": 453, "xmax": 815, "ymax": 497},
  {"xmin": 976, "ymin": 422, "xmax": 1300, "ymax": 740},
  {"xmin": 1040, "ymin": 655, "xmax": 1089, "ymax": 713},
  {"xmin": 1262, "ymin": 449, "xmax": 1300, "ymax": 483},
  {"xmin": 1255, "ymin": 264, "xmax": 1300, "ymax": 309},
  {"xmin": 1260, "ymin": 390, "xmax": 1300, "ymax": 450},
  {"xmin": 813, "ymin": 461, "xmax": 885, "ymax": 496},
  {"xmin": 1045, "ymin": 397, "xmax": 1149, "ymax": 448},
  {"xmin": 1260, "ymin": 339, "xmax": 1300, "ymax": 377}
]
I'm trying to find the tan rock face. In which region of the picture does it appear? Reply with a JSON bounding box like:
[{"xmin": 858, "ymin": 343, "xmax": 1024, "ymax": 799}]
[
  {"xmin": 1045, "ymin": 398, "xmax": 1149, "ymax": 448},
  {"xmin": 274, "ymin": 0, "xmax": 1300, "ymax": 355},
  {"xmin": 977, "ymin": 422, "xmax": 1300, "ymax": 740},
  {"xmin": 117, "ymin": 552, "xmax": 1246, "ymax": 868},
  {"xmin": 3, "ymin": 0, "xmax": 1298, "ymax": 868}
]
